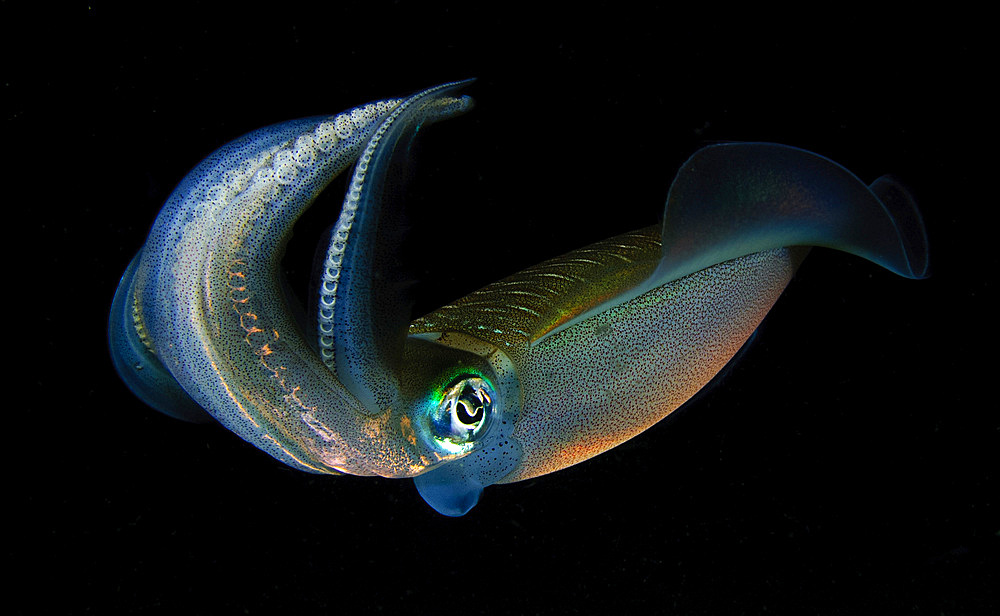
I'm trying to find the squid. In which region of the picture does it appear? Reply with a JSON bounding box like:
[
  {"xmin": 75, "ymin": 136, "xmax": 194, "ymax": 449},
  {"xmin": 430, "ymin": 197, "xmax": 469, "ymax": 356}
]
[{"xmin": 109, "ymin": 80, "xmax": 928, "ymax": 516}]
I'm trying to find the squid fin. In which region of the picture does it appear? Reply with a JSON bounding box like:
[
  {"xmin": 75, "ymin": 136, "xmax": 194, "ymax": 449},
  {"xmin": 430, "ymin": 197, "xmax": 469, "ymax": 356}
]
[{"xmin": 650, "ymin": 142, "xmax": 928, "ymax": 286}]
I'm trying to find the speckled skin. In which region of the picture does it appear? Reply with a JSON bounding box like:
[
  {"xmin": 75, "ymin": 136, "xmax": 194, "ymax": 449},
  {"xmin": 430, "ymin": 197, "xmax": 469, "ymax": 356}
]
[
  {"xmin": 112, "ymin": 82, "xmax": 926, "ymax": 513},
  {"xmin": 511, "ymin": 246, "xmax": 806, "ymax": 480},
  {"xmin": 125, "ymin": 82, "xmax": 474, "ymax": 477},
  {"xmin": 411, "ymin": 227, "xmax": 807, "ymax": 481}
]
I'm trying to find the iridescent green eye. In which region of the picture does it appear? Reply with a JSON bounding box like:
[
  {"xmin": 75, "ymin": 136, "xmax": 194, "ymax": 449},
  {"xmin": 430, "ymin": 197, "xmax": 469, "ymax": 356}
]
[{"xmin": 430, "ymin": 375, "xmax": 496, "ymax": 451}]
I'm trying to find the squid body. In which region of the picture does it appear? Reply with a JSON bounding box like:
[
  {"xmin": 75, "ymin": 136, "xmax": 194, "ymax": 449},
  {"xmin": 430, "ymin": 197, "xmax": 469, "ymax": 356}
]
[{"xmin": 110, "ymin": 81, "xmax": 928, "ymax": 516}]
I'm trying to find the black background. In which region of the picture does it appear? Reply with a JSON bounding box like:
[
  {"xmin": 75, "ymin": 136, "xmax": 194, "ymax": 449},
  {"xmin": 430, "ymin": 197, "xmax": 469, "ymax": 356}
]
[{"xmin": 8, "ymin": 3, "xmax": 994, "ymax": 615}]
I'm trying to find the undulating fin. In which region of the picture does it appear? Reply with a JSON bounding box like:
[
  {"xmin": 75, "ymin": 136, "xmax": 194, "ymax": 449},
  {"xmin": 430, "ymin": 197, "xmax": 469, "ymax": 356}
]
[
  {"xmin": 652, "ymin": 142, "xmax": 929, "ymax": 285},
  {"xmin": 533, "ymin": 143, "xmax": 929, "ymax": 342}
]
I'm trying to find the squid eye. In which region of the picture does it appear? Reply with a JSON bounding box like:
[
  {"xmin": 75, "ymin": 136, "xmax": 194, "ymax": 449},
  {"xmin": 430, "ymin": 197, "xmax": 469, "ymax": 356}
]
[{"xmin": 429, "ymin": 375, "xmax": 496, "ymax": 451}]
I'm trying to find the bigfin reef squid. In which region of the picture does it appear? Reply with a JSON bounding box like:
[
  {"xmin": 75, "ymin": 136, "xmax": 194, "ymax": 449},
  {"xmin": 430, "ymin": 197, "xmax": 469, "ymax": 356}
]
[{"xmin": 109, "ymin": 80, "xmax": 928, "ymax": 516}]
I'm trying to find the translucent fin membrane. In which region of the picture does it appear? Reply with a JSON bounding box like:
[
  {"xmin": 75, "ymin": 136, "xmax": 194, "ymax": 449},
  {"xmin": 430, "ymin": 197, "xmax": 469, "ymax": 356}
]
[{"xmin": 651, "ymin": 143, "xmax": 929, "ymax": 286}]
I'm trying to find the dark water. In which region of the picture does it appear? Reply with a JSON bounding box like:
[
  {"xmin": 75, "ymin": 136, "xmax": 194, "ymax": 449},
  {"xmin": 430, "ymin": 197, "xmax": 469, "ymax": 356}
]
[{"xmin": 9, "ymin": 5, "xmax": 994, "ymax": 614}]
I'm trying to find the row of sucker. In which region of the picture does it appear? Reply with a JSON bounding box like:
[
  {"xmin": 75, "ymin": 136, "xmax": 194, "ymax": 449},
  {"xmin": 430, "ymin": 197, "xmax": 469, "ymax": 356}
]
[
  {"xmin": 316, "ymin": 94, "xmax": 475, "ymax": 368},
  {"xmin": 134, "ymin": 96, "xmax": 417, "ymax": 475}
]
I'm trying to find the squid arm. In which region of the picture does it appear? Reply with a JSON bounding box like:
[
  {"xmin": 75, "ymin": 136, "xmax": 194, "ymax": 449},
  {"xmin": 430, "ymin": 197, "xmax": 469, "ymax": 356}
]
[{"xmin": 109, "ymin": 81, "xmax": 928, "ymax": 516}]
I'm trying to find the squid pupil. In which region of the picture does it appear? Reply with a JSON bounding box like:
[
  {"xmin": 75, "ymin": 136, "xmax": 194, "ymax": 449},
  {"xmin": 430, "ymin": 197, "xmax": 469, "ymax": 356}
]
[{"xmin": 456, "ymin": 398, "xmax": 483, "ymax": 425}]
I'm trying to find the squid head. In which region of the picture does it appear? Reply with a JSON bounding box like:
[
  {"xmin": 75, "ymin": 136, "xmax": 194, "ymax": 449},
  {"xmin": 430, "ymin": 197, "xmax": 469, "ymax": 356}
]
[{"xmin": 110, "ymin": 81, "xmax": 927, "ymax": 516}]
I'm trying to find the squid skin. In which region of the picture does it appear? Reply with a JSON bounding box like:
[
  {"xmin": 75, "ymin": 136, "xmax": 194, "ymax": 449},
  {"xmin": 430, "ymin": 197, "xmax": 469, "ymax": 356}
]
[{"xmin": 110, "ymin": 81, "xmax": 928, "ymax": 516}]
